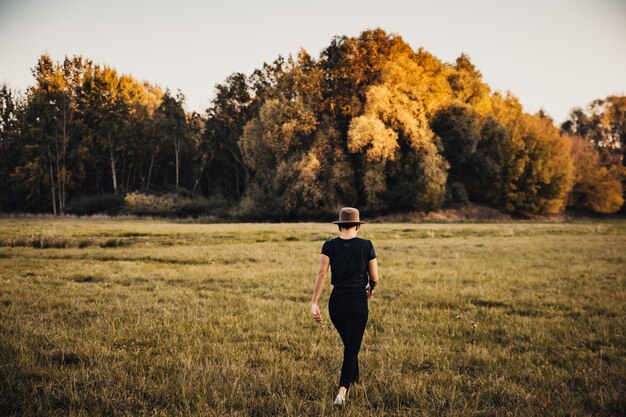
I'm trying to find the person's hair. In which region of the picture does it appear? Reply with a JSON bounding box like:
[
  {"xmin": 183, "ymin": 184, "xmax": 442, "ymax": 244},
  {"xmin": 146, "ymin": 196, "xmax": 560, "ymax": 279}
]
[{"xmin": 338, "ymin": 223, "xmax": 361, "ymax": 231}]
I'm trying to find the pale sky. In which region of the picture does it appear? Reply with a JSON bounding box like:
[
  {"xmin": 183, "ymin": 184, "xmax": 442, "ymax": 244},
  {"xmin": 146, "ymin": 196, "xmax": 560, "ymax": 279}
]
[{"xmin": 1, "ymin": 0, "xmax": 624, "ymax": 124}]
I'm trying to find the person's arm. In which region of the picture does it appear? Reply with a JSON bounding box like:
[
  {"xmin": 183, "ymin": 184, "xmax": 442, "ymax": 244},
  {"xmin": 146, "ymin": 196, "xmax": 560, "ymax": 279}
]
[
  {"xmin": 367, "ymin": 258, "xmax": 379, "ymax": 299},
  {"xmin": 311, "ymin": 254, "xmax": 330, "ymax": 323}
]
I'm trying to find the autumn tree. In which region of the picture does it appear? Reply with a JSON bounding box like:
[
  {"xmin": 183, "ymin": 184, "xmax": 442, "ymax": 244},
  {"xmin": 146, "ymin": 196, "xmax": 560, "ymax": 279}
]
[
  {"xmin": 347, "ymin": 48, "xmax": 450, "ymax": 211},
  {"xmin": 239, "ymin": 51, "xmax": 356, "ymax": 216},
  {"xmin": 0, "ymin": 84, "xmax": 21, "ymax": 211},
  {"xmin": 0, "ymin": 85, "xmax": 17, "ymax": 142},
  {"xmin": 156, "ymin": 90, "xmax": 187, "ymax": 190},
  {"xmin": 508, "ymin": 113, "xmax": 573, "ymax": 214},
  {"xmin": 80, "ymin": 65, "xmax": 128, "ymax": 194},
  {"xmin": 446, "ymin": 54, "xmax": 492, "ymax": 115},
  {"xmin": 562, "ymin": 96, "xmax": 625, "ymax": 167},
  {"xmin": 567, "ymin": 134, "xmax": 624, "ymax": 213},
  {"xmin": 120, "ymin": 83, "xmax": 162, "ymax": 191},
  {"xmin": 187, "ymin": 111, "xmax": 208, "ymax": 195},
  {"xmin": 79, "ymin": 65, "xmax": 164, "ymax": 195},
  {"xmin": 479, "ymin": 93, "xmax": 574, "ymax": 214},
  {"xmin": 9, "ymin": 55, "xmax": 93, "ymax": 213},
  {"xmin": 431, "ymin": 91, "xmax": 575, "ymax": 214},
  {"xmin": 466, "ymin": 114, "xmax": 511, "ymax": 204},
  {"xmin": 204, "ymin": 73, "xmax": 254, "ymax": 198},
  {"xmin": 430, "ymin": 103, "xmax": 482, "ymax": 202},
  {"xmin": 117, "ymin": 79, "xmax": 162, "ymax": 192},
  {"xmin": 317, "ymin": 30, "xmax": 459, "ymax": 212},
  {"xmin": 320, "ymin": 29, "xmax": 414, "ymax": 124},
  {"xmin": 562, "ymin": 95, "xmax": 625, "ymax": 211}
]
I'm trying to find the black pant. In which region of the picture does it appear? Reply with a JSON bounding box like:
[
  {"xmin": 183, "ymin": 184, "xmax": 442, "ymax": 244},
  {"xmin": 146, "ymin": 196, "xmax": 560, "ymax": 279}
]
[{"xmin": 328, "ymin": 288, "xmax": 369, "ymax": 389}]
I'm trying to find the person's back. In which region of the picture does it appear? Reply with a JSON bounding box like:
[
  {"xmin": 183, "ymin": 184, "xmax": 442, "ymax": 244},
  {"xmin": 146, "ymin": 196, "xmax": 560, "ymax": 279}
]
[{"xmin": 322, "ymin": 237, "xmax": 376, "ymax": 290}]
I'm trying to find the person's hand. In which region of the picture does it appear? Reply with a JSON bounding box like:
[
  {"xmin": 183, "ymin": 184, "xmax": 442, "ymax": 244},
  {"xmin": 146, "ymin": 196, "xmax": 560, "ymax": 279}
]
[
  {"xmin": 366, "ymin": 286, "xmax": 374, "ymax": 299},
  {"xmin": 311, "ymin": 302, "xmax": 322, "ymax": 323}
]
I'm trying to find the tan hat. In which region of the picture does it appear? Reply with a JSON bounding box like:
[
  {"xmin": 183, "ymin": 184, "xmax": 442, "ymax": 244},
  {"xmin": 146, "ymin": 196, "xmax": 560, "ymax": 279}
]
[{"xmin": 332, "ymin": 207, "xmax": 366, "ymax": 225}]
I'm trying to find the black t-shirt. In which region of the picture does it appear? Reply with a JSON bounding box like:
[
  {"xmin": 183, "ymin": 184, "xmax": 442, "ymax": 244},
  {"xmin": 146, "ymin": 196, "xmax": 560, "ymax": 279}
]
[{"xmin": 321, "ymin": 237, "xmax": 377, "ymax": 289}]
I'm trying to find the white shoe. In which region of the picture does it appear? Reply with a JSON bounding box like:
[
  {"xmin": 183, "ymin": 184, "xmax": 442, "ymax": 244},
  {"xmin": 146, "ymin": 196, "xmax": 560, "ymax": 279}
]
[{"xmin": 333, "ymin": 393, "xmax": 346, "ymax": 405}]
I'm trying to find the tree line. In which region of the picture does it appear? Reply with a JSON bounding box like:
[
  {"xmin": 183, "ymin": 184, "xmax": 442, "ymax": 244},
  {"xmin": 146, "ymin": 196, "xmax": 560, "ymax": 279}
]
[{"xmin": 0, "ymin": 29, "xmax": 624, "ymax": 217}]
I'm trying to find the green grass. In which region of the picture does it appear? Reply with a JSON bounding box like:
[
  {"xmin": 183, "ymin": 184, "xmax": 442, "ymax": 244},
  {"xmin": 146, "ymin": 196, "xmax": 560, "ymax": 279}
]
[{"xmin": 0, "ymin": 217, "xmax": 624, "ymax": 416}]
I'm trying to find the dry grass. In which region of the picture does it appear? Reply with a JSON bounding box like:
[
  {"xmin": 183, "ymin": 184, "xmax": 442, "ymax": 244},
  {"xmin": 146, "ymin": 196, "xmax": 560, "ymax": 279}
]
[{"xmin": 0, "ymin": 217, "xmax": 624, "ymax": 416}]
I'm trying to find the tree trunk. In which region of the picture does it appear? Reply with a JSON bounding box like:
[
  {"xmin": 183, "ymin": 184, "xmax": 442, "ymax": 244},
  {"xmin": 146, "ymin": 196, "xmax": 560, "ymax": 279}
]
[
  {"xmin": 204, "ymin": 169, "xmax": 211, "ymax": 195},
  {"xmin": 48, "ymin": 152, "xmax": 57, "ymax": 215},
  {"xmin": 174, "ymin": 137, "xmax": 180, "ymax": 189},
  {"xmin": 147, "ymin": 152, "xmax": 154, "ymax": 190},
  {"xmin": 120, "ymin": 156, "xmax": 127, "ymax": 193},
  {"xmin": 60, "ymin": 102, "xmax": 68, "ymax": 213},
  {"xmin": 54, "ymin": 137, "xmax": 63, "ymax": 214},
  {"xmin": 61, "ymin": 161, "xmax": 66, "ymax": 211},
  {"xmin": 228, "ymin": 148, "xmax": 249, "ymax": 188},
  {"xmin": 125, "ymin": 162, "xmax": 133, "ymax": 190},
  {"xmin": 192, "ymin": 154, "xmax": 212, "ymax": 196},
  {"xmin": 108, "ymin": 132, "xmax": 118, "ymax": 193}
]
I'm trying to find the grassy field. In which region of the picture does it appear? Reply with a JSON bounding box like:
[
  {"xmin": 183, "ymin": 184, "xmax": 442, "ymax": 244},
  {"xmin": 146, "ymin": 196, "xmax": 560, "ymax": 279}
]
[{"xmin": 0, "ymin": 217, "xmax": 624, "ymax": 416}]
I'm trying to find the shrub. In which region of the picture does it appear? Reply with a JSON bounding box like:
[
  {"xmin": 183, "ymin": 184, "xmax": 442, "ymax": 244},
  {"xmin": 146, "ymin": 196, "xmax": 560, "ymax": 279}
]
[
  {"xmin": 175, "ymin": 198, "xmax": 212, "ymax": 217},
  {"xmin": 99, "ymin": 238, "xmax": 126, "ymax": 248},
  {"xmin": 123, "ymin": 191, "xmax": 229, "ymax": 218},
  {"xmin": 124, "ymin": 192, "xmax": 178, "ymax": 216},
  {"xmin": 0, "ymin": 232, "xmax": 71, "ymax": 248},
  {"xmin": 66, "ymin": 194, "xmax": 125, "ymax": 215}
]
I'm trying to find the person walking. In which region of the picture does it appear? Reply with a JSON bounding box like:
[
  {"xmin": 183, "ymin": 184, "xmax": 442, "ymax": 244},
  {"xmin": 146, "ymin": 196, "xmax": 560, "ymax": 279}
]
[{"xmin": 310, "ymin": 207, "xmax": 380, "ymax": 405}]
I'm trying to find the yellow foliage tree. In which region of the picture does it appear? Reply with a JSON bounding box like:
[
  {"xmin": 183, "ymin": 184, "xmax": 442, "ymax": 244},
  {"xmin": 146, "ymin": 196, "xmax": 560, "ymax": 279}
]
[
  {"xmin": 346, "ymin": 48, "xmax": 450, "ymax": 211},
  {"xmin": 503, "ymin": 113, "xmax": 574, "ymax": 214},
  {"xmin": 567, "ymin": 135, "xmax": 624, "ymax": 213},
  {"xmin": 446, "ymin": 53, "xmax": 492, "ymax": 115}
]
